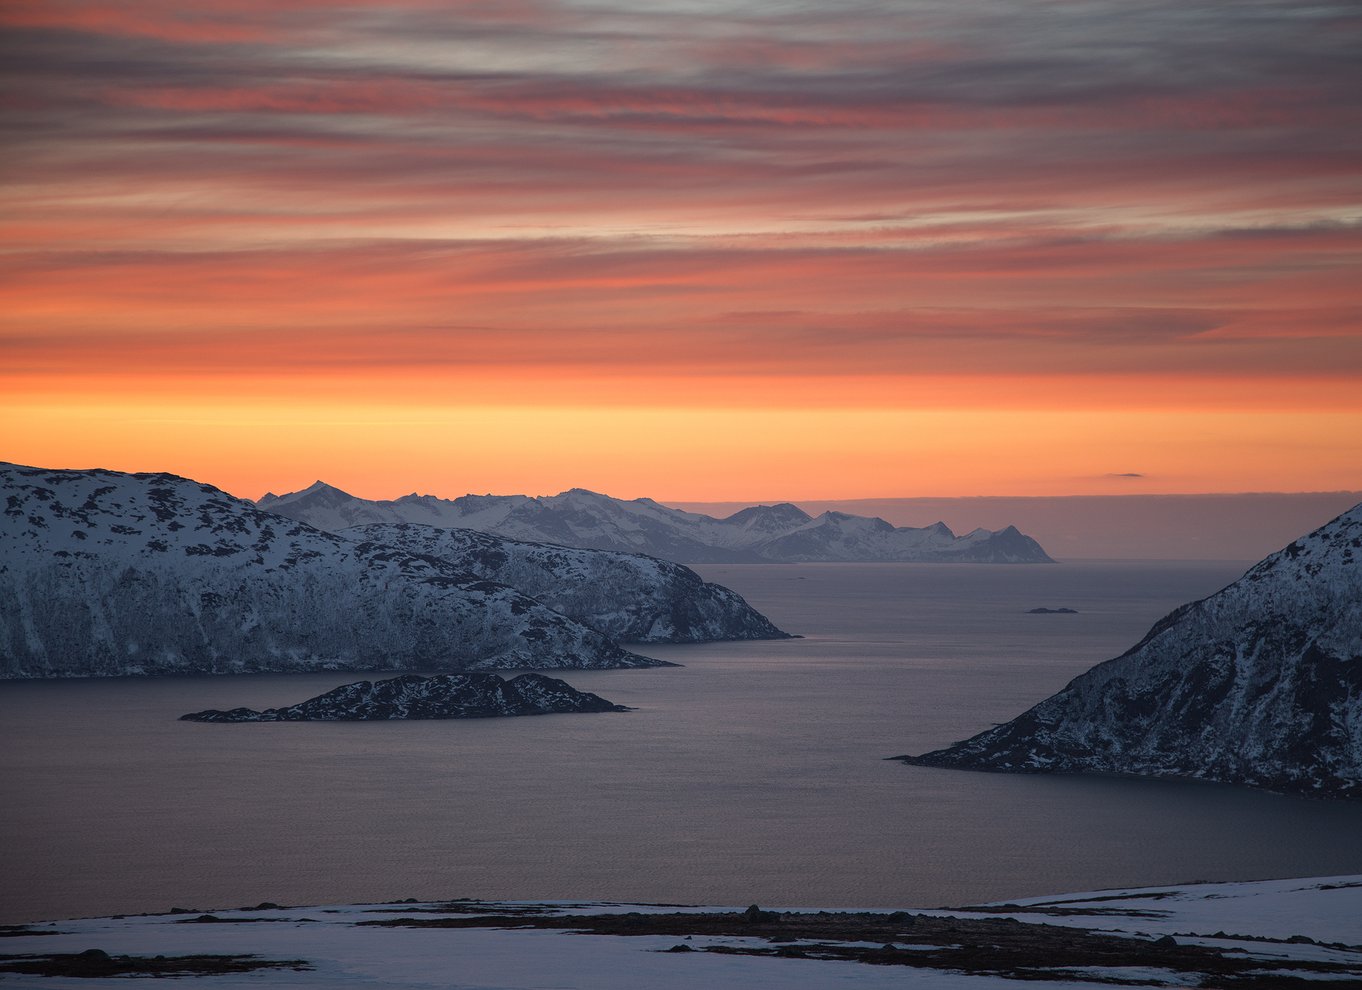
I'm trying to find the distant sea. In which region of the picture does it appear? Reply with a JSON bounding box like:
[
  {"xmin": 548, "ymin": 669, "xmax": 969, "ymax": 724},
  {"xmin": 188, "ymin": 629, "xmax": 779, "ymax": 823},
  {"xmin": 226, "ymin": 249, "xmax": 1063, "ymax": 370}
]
[{"xmin": 4, "ymin": 560, "xmax": 1362, "ymax": 925}]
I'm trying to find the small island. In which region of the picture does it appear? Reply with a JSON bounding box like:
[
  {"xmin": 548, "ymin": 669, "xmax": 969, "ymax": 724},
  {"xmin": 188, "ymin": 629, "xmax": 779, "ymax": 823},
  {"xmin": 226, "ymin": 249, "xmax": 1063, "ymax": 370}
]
[
  {"xmin": 181, "ymin": 673, "xmax": 629, "ymax": 722},
  {"xmin": 1026, "ymin": 607, "xmax": 1078, "ymax": 614}
]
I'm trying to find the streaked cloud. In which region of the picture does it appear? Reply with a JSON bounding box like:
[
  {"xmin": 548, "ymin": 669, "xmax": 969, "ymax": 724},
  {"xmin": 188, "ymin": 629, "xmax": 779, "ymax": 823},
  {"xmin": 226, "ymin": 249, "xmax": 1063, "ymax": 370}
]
[{"xmin": 1, "ymin": 0, "xmax": 1359, "ymax": 496}]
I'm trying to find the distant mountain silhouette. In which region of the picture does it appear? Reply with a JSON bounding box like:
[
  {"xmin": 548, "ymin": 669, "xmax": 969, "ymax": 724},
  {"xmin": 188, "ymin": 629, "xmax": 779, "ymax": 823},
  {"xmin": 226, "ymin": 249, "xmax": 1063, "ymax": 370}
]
[{"xmin": 258, "ymin": 484, "xmax": 1052, "ymax": 564}]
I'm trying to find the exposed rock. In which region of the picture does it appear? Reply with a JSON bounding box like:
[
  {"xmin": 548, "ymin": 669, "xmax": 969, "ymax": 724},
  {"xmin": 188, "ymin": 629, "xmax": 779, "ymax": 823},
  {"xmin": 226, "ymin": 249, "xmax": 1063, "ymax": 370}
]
[{"xmin": 0, "ymin": 951, "xmax": 310, "ymax": 978}]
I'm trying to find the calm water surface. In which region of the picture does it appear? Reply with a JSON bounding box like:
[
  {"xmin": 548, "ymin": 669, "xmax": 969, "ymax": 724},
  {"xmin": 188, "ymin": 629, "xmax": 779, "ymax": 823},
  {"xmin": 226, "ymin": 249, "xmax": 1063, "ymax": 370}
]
[{"xmin": 4, "ymin": 560, "xmax": 1362, "ymax": 924}]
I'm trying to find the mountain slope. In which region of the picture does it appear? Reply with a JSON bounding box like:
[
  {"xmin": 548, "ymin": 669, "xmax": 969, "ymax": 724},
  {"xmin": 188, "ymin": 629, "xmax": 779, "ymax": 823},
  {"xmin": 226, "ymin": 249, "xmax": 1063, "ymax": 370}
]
[
  {"xmin": 339, "ymin": 523, "xmax": 789, "ymax": 643},
  {"xmin": 0, "ymin": 463, "xmax": 663, "ymax": 678},
  {"xmin": 897, "ymin": 504, "xmax": 1362, "ymax": 798},
  {"xmin": 181, "ymin": 673, "xmax": 628, "ymax": 721},
  {"xmin": 259, "ymin": 483, "xmax": 1052, "ymax": 563}
]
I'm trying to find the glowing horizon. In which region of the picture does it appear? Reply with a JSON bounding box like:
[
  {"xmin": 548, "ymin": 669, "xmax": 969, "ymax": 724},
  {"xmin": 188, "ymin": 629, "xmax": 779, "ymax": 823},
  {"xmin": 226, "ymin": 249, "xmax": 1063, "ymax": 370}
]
[{"xmin": 3, "ymin": 0, "xmax": 1360, "ymax": 501}]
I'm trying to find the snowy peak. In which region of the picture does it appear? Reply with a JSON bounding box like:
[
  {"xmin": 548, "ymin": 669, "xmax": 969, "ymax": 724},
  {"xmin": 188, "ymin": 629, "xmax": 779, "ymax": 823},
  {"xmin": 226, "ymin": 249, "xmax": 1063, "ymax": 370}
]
[
  {"xmin": 259, "ymin": 479, "xmax": 353, "ymax": 505},
  {"xmin": 808, "ymin": 511, "xmax": 895, "ymax": 532},
  {"xmin": 899, "ymin": 501, "xmax": 1362, "ymax": 798},
  {"xmin": 252, "ymin": 480, "xmax": 406, "ymax": 530},
  {"xmin": 558, "ymin": 487, "xmax": 612, "ymax": 501},
  {"xmin": 2, "ymin": 464, "xmax": 315, "ymax": 567},
  {"xmin": 723, "ymin": 503, "xmax": 813, "ymax": 533},
  {"xmin": 257, "ymin": 484, "xmax": 1051, "ymax": 564},
  {"xmin": 1243, "ymin": 502, "xmax": 1362, "ymax": 585}
]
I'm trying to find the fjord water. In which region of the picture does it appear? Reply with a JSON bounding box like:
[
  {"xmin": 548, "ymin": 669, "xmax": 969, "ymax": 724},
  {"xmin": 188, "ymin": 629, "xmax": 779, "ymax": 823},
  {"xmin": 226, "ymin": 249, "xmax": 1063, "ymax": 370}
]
[{"xmin": 5, "ymin": 561, "xmax": 1362, "ymax": 925}]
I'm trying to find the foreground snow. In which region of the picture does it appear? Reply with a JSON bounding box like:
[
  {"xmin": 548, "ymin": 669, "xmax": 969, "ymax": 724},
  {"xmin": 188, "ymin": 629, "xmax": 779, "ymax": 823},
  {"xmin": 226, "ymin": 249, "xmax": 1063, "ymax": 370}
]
[
  {"xmin": 4, "ymin": 876, "xmax": 1358, "ymax": 988},
  {"xmin": 961, "ymin": 874, "xmax": 1362, "ymax": 945}
]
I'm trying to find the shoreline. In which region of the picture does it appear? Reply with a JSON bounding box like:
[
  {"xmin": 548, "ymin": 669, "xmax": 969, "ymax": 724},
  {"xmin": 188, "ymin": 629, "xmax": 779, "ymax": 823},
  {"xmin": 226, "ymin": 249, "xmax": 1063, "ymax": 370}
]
[{"xmin": 4, "ymin": 876, "xmax": 1360, "ymax": 988}]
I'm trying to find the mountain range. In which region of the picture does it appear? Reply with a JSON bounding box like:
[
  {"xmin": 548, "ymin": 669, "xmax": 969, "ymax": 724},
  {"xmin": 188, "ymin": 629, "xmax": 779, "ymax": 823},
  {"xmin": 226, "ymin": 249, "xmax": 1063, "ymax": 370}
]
[
  {"xmin": 2, "ymin": 463, "xmax": 714, "ymax": 678},
  {"xmin": 257, "ymin": 482, "xmax": 1052, "ymax": 563},
  {"xmin": 897, "ymin": 502, "xmax": 1362, "ymax": 798}
]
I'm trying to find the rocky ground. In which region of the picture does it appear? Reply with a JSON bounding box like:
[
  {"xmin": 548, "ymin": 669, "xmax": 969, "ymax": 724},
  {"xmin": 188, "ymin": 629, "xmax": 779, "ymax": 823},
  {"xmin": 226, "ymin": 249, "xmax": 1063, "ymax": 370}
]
[{"xmin": 3, "ymin": 876, "xmax": 1359, "ymax": 988}]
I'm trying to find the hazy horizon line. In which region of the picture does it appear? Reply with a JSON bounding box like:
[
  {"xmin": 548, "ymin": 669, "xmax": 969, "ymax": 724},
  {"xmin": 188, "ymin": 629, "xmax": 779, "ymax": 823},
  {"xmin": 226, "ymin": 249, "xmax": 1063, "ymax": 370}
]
[{"xmin": 7, "ymin": 459, "xmax": 1359, "ymax": 507}]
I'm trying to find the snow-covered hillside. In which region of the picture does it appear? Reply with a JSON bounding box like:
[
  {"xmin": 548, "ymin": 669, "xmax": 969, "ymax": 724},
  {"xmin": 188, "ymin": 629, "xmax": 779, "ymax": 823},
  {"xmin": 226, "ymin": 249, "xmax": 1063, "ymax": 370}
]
[
  {"xmin": 898, "ymin": 503, "xmax": 1362, "ymax": 798},
  {"xmin": 0, "ymin": 464, "xmax": 662, "ymax": 678},
  {"xmin": 259, "ymin": 483, "xmax": 1052, "ymax": 563},
  {"xmin": 339, "ymin": 523, "xmax": 789, "ymax": 643}
]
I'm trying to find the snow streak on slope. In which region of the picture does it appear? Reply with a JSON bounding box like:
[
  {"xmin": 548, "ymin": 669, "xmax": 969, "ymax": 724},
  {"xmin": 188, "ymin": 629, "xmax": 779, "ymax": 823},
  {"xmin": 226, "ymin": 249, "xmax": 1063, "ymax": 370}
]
[
  {"xmin": 260, "ymin": 483, "xmax": 1053, "ymax": 563},
  {"xmin": 0, "ymin": 464, "xmax": 663, "ymax": 678},
  {"xmin": 899, "ymin": 503, "xmax": 1362, "ymax": 798},
  {"xmin": 339, "ymin": 523, "xmax": 790, "ymax": 643}
]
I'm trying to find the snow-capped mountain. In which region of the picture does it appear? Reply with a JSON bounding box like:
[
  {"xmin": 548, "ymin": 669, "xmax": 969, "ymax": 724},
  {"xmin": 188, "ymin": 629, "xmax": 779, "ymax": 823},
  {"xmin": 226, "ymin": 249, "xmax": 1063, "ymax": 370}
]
[
  {"xmin": 339, "ymin": 523, "xmax": 789, "ymax": 643},
  {"xmin": 181, "ymin": 672, "xmax": 628, "ymax": 721},
  {"xmin": 0, "ymin": 463, "xmax": 663, "ymax": 678},
  {"xmin": 897, "ymin": 503, "xmax": 1362, "ymax": 798},
  {"xmin": 755, "ymin": 512, "xmax": 1048, "ymax": 563},
  {"xmin": 258, "ymin": 483, "xmax": 1052, "ymax": 563}
]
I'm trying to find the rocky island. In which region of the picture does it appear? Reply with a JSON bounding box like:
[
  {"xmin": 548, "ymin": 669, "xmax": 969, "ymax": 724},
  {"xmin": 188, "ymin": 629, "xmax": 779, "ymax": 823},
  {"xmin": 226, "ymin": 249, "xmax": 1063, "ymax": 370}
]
[{"xmin": 180, "ymin": 673, "xmax": 629, "ymax": 722}]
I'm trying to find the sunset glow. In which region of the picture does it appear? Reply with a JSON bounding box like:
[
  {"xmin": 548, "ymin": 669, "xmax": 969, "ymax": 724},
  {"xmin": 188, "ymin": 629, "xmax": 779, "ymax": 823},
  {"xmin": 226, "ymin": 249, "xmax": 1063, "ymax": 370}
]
[{"xmin": 3, "ymin": 0, "xmax": 1360, "ymax": 500}]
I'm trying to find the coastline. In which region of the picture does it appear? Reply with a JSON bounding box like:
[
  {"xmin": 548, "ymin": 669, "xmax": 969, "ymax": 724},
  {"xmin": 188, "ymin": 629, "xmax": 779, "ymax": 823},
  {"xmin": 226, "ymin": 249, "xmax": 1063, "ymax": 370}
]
[{"xmin": 4, "ymin": 876, "xmax": 1360, "ymax": 988}]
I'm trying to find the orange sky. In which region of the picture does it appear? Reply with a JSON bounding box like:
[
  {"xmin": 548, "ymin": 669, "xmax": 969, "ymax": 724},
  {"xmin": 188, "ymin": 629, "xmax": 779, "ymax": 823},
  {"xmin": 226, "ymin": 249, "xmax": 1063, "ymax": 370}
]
[{"xmin": 3, "ymin": 0, "xmax": 1360, "ymax": 501}]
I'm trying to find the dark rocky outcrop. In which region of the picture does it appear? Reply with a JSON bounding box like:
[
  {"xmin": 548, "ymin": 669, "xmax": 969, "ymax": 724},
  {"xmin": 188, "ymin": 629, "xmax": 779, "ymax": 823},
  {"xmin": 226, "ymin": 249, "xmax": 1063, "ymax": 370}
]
[{"xmin": 181, "ymin": 672, "xmax": 629, "ymax": 722}]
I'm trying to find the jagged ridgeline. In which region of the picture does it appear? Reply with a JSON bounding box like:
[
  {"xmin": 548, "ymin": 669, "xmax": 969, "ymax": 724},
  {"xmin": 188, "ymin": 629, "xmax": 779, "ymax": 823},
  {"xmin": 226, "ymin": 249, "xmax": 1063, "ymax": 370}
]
[
  {"xmin": 897, "ymin": 503, "xmax": 1362, "ymax": 799},
  {"xmin": 259, "ymin": 482, "xmax": 1052, "ymax": 563},
  {"xmin": 339, "ymin": 523, "xmax": 789, "ymax": 643},
  {"xmin": 0, "ymin": 464, "xmax": 670, "ymax": 678}
]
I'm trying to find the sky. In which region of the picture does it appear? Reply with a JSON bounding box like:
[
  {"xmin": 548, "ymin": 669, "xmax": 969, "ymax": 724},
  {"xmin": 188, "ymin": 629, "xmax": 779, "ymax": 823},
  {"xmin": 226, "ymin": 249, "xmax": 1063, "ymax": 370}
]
[{"xmin": 2, "ymin": 0, "xmax": 1360, "ymax": 501}]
